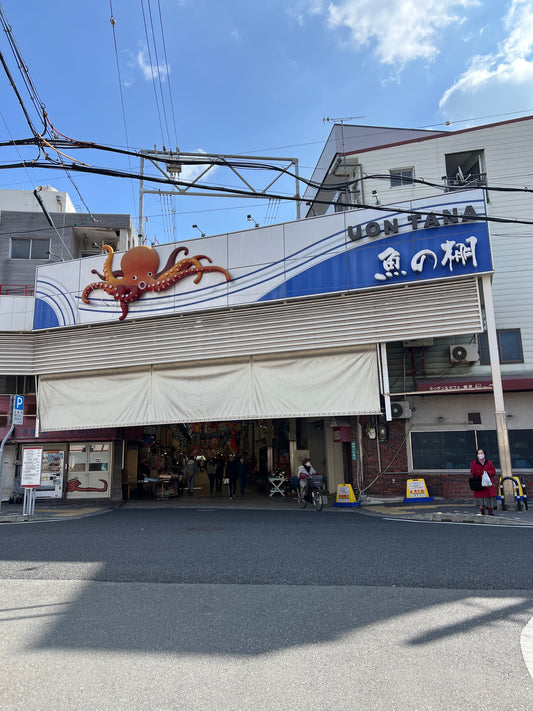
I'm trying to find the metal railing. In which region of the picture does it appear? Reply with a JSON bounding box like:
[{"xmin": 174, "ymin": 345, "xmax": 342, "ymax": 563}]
[
  {"xmin": 444, "ymin": 173, "xmax": 487, "ymax": 191},
  {"xmin": 0, "ymin": 284, "xmax": 34, "ymax": 296}
]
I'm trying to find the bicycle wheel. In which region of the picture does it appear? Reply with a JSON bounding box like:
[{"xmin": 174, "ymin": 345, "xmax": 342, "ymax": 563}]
[
  {"xmin": 298, "ymin": 485, "xmax": 307, "ymax": 508},
  {"xmin": 312, "ymin": 488, "xmax": 323, "ymax": 511}
]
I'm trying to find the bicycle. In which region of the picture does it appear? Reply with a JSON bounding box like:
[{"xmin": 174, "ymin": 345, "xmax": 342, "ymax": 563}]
[{"xmin": 297, "ymin": 473, "xmax": 324, "ymax": 511}]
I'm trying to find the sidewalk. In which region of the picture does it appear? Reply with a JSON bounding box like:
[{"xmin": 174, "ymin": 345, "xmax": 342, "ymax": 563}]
[
  {"xmin": 0, "ymin": 499, "xmax": 121, "ymax": 524},
  {"xmin": 0, "ymin": 492, "xmax": 531, "ymax": 526},
  {"xmin": 356, "ymin": 496, "xmax": 533, "ymax": 526}
]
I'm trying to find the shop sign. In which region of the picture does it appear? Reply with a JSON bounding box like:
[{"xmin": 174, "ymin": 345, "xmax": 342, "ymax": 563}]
[
  {"xmin": 33, "ymin": 189, "xmax": 492, "ymax": 330},
  {"xmin": 21, "ymin": 447, "xmax": 43, "ymax": 488},
  {"xmin": 347, "ymin": 204, "xmax": 478, "ymax": 242},
  {"xmin": 332, "ymin": 426, "xmax": 351, "ymax": 442},
  {"xmin": 418, "ymin": 381, "xmax": 493, "ymax": 393},
  {"xmin": 404, "ymin": 478, "xmax": 433, "ymax": 503},
  {"xmin": 10, "ymin": 395, "xmax": 24, "ymax": 425}
]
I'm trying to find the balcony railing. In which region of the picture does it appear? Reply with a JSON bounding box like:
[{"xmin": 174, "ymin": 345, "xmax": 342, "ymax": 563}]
[
  {"xmin": 333, "ymin": 190, "xmax": 362, "ymax": 212},
  {"xmin": 0, "ymin": 284, "xmax": 34, "ymax": 296},
  {"xmin": 444, "ymin": 173, "xmax": 487, "ymax": 191}
]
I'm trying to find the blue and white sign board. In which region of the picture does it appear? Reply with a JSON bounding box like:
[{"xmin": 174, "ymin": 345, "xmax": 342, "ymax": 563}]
[
  {"xmin": 10, "ymin": 394, "xmax": 24, "ymax": 425},
  {"xmin": 33, "ymin": 190, "xmax": 492, "ymax": 330},
  {"xmin": 21, "ymin": 447, "xmax": 43, "ymax": 488}
]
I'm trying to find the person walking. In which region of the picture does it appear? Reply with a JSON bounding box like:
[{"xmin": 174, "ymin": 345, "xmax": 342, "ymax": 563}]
[
  {"xmin": 237, "ymin": 454, "xmax": 248, "ymax": 496},
  {"xmin": 470, "ymin": 448, "xmax": 497, "ymax": 515},
  {"xmin": 215, "ymin": 454, "xmax": 225, "ymax": 493},
  {"xmin": 183, "ymin": 456, "xmax": 198, "ymax": 496},
  {"xmin": 225, "ymin": 453, "xmax": 239, "ymax": 499},
  {"xmin": 206, "ymin": 456, "xmax": 218, "ymax": 495}
]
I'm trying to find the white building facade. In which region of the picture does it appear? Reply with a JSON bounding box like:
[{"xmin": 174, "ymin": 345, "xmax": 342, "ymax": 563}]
[
  {"xmin": 1, "ymin": 117, "xmax": 532, "ymax": 504},
  {"xmin": 303, "ymin": 116, "xmax": 533, "ymax": 497}
]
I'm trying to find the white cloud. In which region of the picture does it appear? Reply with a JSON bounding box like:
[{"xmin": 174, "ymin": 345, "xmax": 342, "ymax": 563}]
[
  {"xmin": 178, "ymin": 151, "xmax": 219, "ymax": 184},
  {"xmin": 295, "ymin": 0, "xmax": 478, "ymax": 65},
  {"xmin": 137, "ymin": 48, "xmax": 170, "ymax": 82},
  {"xmin": 287, "ymin": 1, "xmax": 325, "ymax": 26},
  {"xmin": 439, "ymin": 0, "xmax": 533, "ymax": 120}
]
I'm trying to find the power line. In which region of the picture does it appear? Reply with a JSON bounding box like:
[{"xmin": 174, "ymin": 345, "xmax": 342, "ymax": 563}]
[
  {"xmin": 157, "ymin": 0, "xmax": 179, "ymax": 149},
  {"xmin": 140, "ymin": 0, "xmax": 167, "ymax": 149},
  {"xmin": 109, "ymin": 2, "xmax": 139, "ymax": 220},
  {"xmin": 3, "ymin": 158, "xmax": 533, "ymax": 227},
  {"xmin": 146, "ymin": 0, "xmax": 172, "ymax": 149}
]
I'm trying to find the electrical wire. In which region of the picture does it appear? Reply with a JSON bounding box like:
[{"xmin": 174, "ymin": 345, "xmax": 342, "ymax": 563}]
[
  {"xmin": 0, "ymin": 4, "xmax": 46, "ymax": 135},
  {"xmin": 0, "ymin": 5, "xmax": 96, "ymax": 220},
  {"xmin": 3, "ymin": 157, "xmax": 533, "ymax": 228},
  {"xmin": 109, "ymin": 2, "xmax": 140, "ymax": 220},
  {"xmin": 140, "ymin": 0, "xmax": 167, "ymax": 149},
  {"xmin": 7, "ymin": 133, "xmax": 533, "ymax": 204},
  {"xmin": 146, "ymin": 0, "xmax": 172, "ymax": 149},
  {"xmin": 157, "ymin": 0, "xmax": 179, "ymax": 149}
]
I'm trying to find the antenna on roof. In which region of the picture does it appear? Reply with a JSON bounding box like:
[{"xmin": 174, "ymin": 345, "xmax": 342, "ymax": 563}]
[{"xmin": 323, "ymin": 116, "xmax": 364, "ymax": 123}]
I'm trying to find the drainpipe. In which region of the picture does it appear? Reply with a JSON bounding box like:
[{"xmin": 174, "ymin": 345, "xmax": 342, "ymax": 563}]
[{"xmin": 0, "ymin": 424, "xmax": 15, "ymax": 512}]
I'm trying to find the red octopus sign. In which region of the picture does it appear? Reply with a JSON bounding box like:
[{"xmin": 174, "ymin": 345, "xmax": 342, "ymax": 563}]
[
  {"xmin": 66, "ymin": 478, "xmax": 108, "ymax": 493},
  {"xmin": 82, "ymin": 244, "xmax": 231, "ymax": 321}
]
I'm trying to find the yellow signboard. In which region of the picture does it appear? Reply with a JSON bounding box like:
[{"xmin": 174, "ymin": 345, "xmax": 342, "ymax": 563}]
[
  {"xmin": 404, "ymin": 478, "xmax": 433, "ymax": 503},
  {"xmin": 333, "ymin": 483, "xmax": 360, "ymax": 507}
]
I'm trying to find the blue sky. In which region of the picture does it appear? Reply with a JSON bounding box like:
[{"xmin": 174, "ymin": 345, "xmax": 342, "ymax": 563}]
[{"xmin": 1, "ymin": 0, "xmax": 533, "ymax": 243}]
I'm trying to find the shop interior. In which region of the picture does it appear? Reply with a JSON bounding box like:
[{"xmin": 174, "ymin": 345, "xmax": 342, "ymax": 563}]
[{"xmin": 121, "ymin": 418, "xmax": 326, "ymax": 501}]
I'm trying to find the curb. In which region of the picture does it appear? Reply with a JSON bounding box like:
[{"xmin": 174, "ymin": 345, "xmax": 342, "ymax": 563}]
[{"xmin": 0, "ymin": 501, "xmax": 122, "ymax": 524}]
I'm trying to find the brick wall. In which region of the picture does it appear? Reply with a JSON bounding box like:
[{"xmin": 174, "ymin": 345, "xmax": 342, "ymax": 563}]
[
  {"xmin": 359, "ymin": 469, "xmax": 532, "ymax": 500},
  {"xmin": 353, "ymin": 416, "xmax": 532, "ymax": 500}
]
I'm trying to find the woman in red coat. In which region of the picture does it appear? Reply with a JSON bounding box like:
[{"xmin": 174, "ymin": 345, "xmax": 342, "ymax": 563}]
[{"xmin": 470, "ymin": 448, "xmax": 497, "ymax": 516}]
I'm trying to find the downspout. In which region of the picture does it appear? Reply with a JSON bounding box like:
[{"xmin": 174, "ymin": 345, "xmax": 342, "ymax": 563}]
[{"xmin": 0, "ymin": 424, "xmax": 15, "ymax": 512}]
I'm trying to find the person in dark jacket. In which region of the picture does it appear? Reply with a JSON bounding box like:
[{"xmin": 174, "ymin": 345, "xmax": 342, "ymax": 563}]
[
  {"xmin": 225, "ymin": 454, "xmax": 239, "ymax": 499},
  {"xmin": 470, "ymin": 448, "xmax": 497, "ymax": 515},
  {"xmin": 206, "ymin": 456, "xmax": 218, "ymax": 495},
  {"xmin": 215, "ymin": 454, "xmax": 225, "ymax": 493},
  {"xmin": 183, "ymin": 456, "xmax": 198, "ymax": 496},
  {"xmin": 237, "ymin": 455, "xmax": 248, "ymax": 495}
]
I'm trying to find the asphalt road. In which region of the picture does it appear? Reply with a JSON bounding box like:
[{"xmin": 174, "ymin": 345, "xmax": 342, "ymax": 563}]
[{"xmin": 0, "ymin": 508, "xmax": 532, "ymax": 710}]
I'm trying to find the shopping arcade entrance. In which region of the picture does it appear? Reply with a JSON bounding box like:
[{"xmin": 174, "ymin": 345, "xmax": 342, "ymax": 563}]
[
  {"xmin": 38, "ymin": 347, "xmax": 381, "ymax": 501},
  {"xmin": 124, "ymin": 417, "xmax": 333, "ymax": 502}
]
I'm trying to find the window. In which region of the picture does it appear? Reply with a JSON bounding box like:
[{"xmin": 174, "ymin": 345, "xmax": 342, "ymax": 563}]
[
  {"xmin": 411, "ymin": 429, "xmax": 533, "ymax": 469},
  {"xmin": 390, "ymin": 168, "xmax": 414, "ymax": 188},
  {"xmin": 478, "ymin": 330, "xmax": 523, "ymax": 364},
  {"xmin": 444, "ymin": 150, "xmax": 486, "ymax": 190},
  {"xmin": 11, "ymin": 238, "xmax": 50, "ymax": 259},
  {"xmin": 411, "ymin": 430, "xmax": 475, "ymax": 470}
]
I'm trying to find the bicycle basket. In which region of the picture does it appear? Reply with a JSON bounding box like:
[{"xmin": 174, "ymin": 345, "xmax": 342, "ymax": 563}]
[{"xmin": 308, "ymin": 475, "xmax": 323, "ymax": 490}]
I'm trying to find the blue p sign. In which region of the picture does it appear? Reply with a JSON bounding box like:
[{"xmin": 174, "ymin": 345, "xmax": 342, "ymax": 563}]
[{"xmin": 11, "ymin": 395, "xmax": 24, "ymax": 425}]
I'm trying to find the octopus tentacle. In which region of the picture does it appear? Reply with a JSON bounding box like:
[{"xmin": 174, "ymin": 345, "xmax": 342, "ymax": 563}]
[
  {"xmin": 154, "ymin": 247, "xmax": 189, "ymax": 278},
  {"xmin": 91, "ymin": 268, "xmax": 123, "ymax": 280},
  {"xmin": 152, "ymin": 256, "xmax": 223, "ymax": 287},
  {"xmin": 82, "ymin": 281, "xmax": 117, "ymax": 303},
  {"xmin": 82, "ymin": 281, "xmax": 139, "ymax": 320},
  {"xmin": 102, "ymin": 245, "xmax": 124, "ymax": 285},
  {"xmin": 150, "ymin": 264, "xmax": 231, "ymax": 292},
  {"xmin": 195, "ymin": 265, "xmax": 231, "ymax": 281}
]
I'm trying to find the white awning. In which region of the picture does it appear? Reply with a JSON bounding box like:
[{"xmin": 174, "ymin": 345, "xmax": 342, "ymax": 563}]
[{"xmin": 38, "ymin": 348, "xmax": 380, "ymax": 430}]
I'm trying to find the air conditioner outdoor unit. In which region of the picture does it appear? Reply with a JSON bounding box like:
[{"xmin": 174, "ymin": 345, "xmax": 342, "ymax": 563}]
[
  {"xmin": 391, "ymin": 401, "xmax": 412, "ymax": 419},
  {"xmin": 450, "ymin": 344, "xmax": 479, "ymax": 363}
]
